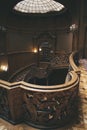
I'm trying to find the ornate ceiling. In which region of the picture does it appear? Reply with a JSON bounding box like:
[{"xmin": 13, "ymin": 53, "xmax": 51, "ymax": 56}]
[
  {"xmin": 0, "ymin": 0, "xmax": 73, "ymax": 15},
  {"xmin": 0, "ymin": 0, "xmax": 73, "ymax": 28}
]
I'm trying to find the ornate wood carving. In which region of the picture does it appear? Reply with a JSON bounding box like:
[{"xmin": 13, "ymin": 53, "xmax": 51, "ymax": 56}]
[
  {"xmin": 0, "ymin": 88, "xmax": 11, "ymax": 119},
  {"xmin": 23, "ymin": 85, "xmax": 79, "ymax": 128},
  {"xmin": 50, "ymin": 52, "xmax": 70, "ymax": 68},
  {"xmin": 0, "ymin": 52, "xmax": 79, "ymax": 129}
]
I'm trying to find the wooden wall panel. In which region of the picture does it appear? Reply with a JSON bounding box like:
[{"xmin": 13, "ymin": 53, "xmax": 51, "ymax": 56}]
[{"xmin": 7, "ymin": 52, "xmax": 37, "ymax": 76}]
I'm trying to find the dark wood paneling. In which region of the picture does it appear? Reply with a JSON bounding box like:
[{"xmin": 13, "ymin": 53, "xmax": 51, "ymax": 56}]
[{"xmin": 7, "ymin": 52, "xmax": 37, "ymax": 76}]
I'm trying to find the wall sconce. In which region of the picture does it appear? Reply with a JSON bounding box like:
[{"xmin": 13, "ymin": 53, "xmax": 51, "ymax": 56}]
[
  {"xmin": 70, "ymin": 24, "xmax": 78, "ymax": 32},
  {"xmin": 39, "ymin": 48, "xmax": 42, "ymax": 51},
  {"xmin": 33, "ymin": 48, "xmax": 38, "ymax": 53},
  {"xmin": 0, "ymin": 64, "xmax": 8, "ymax": 72}
]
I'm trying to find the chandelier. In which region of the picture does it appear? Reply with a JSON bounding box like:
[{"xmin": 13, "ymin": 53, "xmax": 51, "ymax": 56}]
[{"xmin": 14, "ymin": 0, "xmax": 64, "ymax": 14}]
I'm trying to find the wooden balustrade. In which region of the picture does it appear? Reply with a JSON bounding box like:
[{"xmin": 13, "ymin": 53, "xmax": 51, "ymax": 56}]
[
  {"xmin": 69, "ymin": 51, "xmax": 80, "ymax": 74},
  {"xmin": 0, "ymin": 71, "xmax": 79, "ymax": 128}
]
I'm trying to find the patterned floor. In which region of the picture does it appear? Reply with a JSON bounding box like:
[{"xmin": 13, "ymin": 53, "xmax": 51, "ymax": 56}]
[{"xmin": 0, "ymin": 59, "xmax": 87, "ymax": 130}]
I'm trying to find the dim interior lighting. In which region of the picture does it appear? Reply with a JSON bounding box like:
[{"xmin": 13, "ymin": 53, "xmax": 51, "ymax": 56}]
[
  {"xmin": 0, "ymin": 65, "xmax": 8, "ymax": 72},
  {"xmin": 33, "ymin": 48, "xmax": 38, "ymax": 53},
  {"xmin": 70, "ymin": 24, "xmax": 78, "ymax": 32},
  {"xmin": 14, "ymin": 0, "xmax": 65, "ymax": 14},
  {"xmin": 39, "ymin": 48, "xmax": 42, "ymax": 51}
]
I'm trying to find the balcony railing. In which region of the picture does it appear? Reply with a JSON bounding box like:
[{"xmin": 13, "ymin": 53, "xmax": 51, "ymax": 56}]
[{"xmin": 0, "ymin": 70, "xmax": 79, "ymax": 129}]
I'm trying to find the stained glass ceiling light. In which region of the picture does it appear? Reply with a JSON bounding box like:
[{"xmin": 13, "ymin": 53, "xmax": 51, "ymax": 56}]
[{"xmin": 14, "ymin": 0, "xmax": 64, "ymax": 14}]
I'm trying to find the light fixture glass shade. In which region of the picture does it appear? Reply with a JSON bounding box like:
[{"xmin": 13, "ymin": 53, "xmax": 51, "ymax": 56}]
[{"xmin": 14, "ymin": 0, "xmax": 64, "ymax": 13}]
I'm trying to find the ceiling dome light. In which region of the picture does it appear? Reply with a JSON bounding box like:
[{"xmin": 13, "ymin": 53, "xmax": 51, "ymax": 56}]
[{"xmin": 14, "ymin": 0, "xmax": 64, "ymax": 14}]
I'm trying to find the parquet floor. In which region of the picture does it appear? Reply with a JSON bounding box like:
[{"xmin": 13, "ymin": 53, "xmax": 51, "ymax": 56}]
[{"xmin": 0, "ymin": 59, "xmax": 87, "ymax": 130}]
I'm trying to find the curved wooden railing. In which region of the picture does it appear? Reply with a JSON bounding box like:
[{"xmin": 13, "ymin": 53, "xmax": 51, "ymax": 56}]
[
  {"xmin": 69, "ymin": 51, "xmax": 80, "ymax": 75},
  {"xmin": 0, "ymin": 70, "xmax": 79, "ymax": 128}
]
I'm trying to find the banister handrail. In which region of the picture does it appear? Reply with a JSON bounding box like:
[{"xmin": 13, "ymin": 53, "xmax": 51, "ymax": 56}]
[
  {"xmin": 69, "ymin": 51, "xmax": 80, "ymax": 73},
  {"xmin": 0, "ymin": 70, "xmax": 79, "ymax": 129},
  {"xmin": 0, "ymin": 71, "xmax": 79, "ymax": 92}
]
